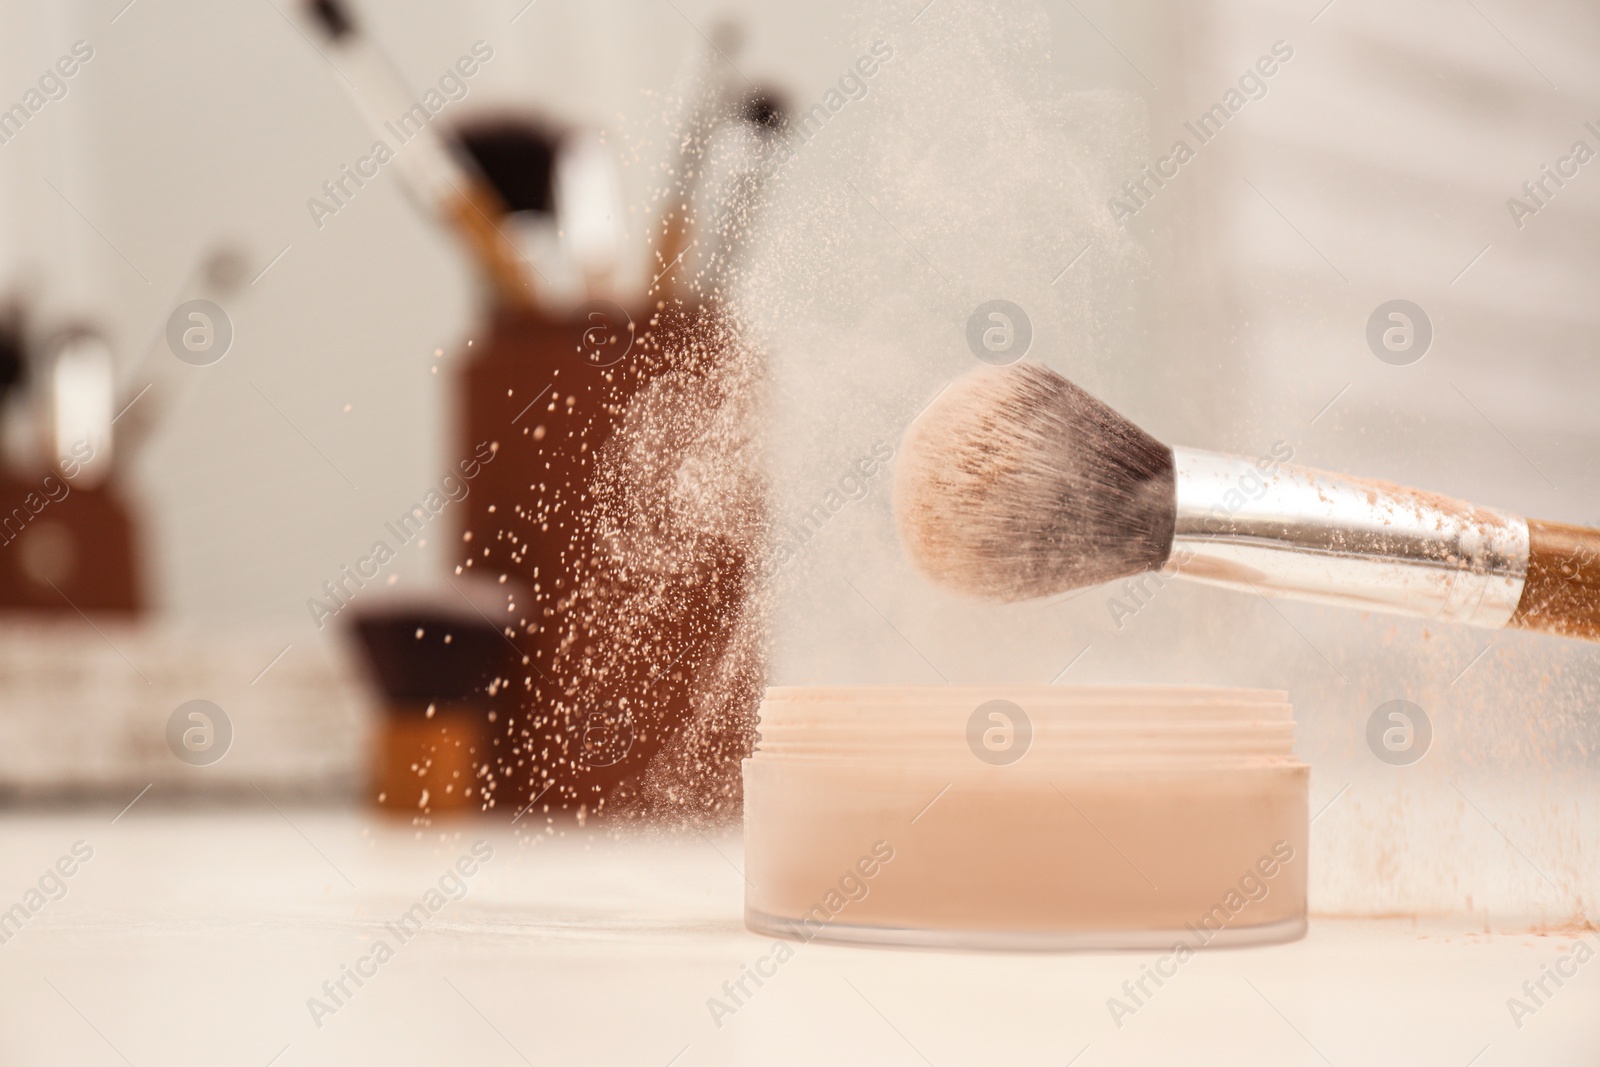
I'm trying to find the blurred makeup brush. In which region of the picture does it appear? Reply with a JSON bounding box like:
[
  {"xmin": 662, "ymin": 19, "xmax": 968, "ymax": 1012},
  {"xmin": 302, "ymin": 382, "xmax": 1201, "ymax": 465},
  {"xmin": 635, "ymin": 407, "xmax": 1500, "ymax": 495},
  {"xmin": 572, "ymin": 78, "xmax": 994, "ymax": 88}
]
[
  {"xmin": 302, "ymin": 0, "xmax": 536, "ymax": 312},
  {"xmin": 894, "ymin": 362, "xmax": 1600, "ymax": 642}
]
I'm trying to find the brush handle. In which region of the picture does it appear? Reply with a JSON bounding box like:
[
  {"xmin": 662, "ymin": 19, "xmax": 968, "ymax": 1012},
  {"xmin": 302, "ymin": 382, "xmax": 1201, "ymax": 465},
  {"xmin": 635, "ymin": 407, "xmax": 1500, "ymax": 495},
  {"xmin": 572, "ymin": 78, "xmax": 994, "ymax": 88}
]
[
  {"xmin": 1509, "ymin": 519, "xmax": 1600, "ymax": 641},
  {"xmin": 1169, "ymin": 449, "xmax": 1529, "ymax": 629},
  {"xmin": 443, "ymin": 179, "xmax": 539, "ymax": 313},
  {"xmin": 303, "ymin": 0, "xmax": 538, "ymax": 312}
]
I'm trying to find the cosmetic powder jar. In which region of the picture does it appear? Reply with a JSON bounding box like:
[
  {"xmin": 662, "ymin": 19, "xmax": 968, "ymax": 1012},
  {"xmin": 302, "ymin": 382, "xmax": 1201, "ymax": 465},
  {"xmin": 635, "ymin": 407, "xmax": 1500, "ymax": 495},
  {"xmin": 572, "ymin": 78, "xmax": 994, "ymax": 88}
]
[{"xmin": 742, "ymin": 686, "xmax": 1308, "ymax": 950}]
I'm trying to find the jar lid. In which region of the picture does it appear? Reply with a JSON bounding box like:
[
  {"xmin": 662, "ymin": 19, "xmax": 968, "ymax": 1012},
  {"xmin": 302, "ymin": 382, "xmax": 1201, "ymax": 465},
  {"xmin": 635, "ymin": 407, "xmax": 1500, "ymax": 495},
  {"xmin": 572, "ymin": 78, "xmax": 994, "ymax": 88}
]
[{"xmin": 754, "ymin": 685, "xmax": 1299, "ymax": 769}]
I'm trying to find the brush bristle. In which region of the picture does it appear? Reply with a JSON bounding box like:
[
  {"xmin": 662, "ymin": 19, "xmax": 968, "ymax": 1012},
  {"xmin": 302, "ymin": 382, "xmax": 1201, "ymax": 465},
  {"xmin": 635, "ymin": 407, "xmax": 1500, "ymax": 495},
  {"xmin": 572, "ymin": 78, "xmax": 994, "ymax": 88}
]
[{"xmin": 893, "ymin": 363, "xmax": 1176, "ymax": 602}]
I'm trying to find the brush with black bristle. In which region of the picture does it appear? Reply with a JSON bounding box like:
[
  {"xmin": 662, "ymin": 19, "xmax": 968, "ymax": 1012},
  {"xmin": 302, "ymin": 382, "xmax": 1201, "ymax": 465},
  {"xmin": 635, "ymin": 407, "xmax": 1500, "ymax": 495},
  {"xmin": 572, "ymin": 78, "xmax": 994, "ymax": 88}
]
[
  {"xmin": 301, "ymin": 0, "xmax": 537, "ymax": 312},
  {"xmin": 344, "ymin": 585, "xmax": 529, "ymax": 816},
  {"xmin": 894, "ymin": 362, "xmax": 1600, "ymax": 642}
]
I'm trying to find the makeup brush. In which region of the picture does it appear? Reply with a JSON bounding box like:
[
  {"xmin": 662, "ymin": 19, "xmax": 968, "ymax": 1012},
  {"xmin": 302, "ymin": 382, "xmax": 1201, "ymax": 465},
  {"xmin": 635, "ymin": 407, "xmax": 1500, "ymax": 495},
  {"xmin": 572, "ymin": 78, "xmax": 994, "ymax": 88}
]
[
  {"xmin": 894, "ymin": 362, "xmax": 1600, "ymax": 642},
  {"xmin": 301, "ymin": 0, "xmax": 537, "ymax": 312}
]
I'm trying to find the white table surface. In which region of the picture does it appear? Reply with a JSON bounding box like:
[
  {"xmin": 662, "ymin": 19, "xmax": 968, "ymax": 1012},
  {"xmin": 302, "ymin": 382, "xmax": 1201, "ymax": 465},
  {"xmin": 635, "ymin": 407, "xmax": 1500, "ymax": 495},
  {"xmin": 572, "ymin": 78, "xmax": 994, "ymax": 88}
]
[{"xmin": 0, "ymin": 806, "xmax": 1595, "ymax": 1066}]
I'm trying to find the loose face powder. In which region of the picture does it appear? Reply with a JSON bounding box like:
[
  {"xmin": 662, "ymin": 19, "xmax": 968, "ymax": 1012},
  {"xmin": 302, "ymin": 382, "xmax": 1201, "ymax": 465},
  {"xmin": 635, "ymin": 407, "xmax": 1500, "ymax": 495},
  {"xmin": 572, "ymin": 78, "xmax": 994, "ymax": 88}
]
[{"xmin": 743, "ymin": 686, "xmax": 1308, "ymax": 950}]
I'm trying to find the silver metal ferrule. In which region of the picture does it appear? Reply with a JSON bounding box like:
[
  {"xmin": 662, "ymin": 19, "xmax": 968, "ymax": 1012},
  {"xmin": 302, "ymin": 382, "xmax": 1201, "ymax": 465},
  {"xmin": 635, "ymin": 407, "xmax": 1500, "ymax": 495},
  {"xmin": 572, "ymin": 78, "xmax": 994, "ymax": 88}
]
[{"xmin": 1168, "ymin": 447, "xmax": 1529, "ymax": 628}]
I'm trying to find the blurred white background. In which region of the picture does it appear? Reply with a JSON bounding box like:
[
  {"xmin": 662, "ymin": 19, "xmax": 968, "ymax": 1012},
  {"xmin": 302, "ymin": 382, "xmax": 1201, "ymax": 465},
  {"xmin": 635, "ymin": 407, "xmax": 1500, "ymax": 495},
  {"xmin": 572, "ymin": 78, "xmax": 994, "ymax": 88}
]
[{"xmin": 0, "ymin": 3, "xmax": 1596, "ymax": 1065}]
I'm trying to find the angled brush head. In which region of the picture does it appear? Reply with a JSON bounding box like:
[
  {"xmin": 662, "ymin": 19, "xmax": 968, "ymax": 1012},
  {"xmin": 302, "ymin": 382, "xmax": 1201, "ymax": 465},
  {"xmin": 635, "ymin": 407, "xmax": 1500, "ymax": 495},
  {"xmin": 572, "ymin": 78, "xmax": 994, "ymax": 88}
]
[{"xmin": 893, "ymin": 362, "xmax": 1177, "ymax": 602}]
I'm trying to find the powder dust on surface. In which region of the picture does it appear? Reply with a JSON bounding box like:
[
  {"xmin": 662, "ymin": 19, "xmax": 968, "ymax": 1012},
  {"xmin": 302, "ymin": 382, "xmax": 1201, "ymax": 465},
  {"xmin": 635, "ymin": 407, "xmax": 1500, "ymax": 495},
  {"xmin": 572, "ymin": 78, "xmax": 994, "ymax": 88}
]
[
  {"xmin": 456, "ymin": 47, "xmax": 784, "ymax": 830},
  {"xmin": 489, "ymin": 0, "xmax": 1151, "ymax": 829}
]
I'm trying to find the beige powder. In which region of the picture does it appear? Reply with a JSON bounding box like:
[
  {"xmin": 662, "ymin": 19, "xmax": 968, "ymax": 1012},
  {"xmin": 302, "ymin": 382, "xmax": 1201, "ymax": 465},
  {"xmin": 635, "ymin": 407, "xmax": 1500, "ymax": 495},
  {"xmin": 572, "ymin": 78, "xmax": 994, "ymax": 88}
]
[{"xmin": 744, "ymin": 687, "xmax": 1308, "ymax": 947}]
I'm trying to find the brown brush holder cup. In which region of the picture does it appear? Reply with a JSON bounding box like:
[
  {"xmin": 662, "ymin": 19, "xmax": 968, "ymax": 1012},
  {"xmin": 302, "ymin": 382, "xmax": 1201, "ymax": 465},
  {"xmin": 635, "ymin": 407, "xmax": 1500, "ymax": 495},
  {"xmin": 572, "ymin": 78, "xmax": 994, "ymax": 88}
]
[{"xmin": 457, "ymin": 304, "xmax": 750, "ymax": 820}]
